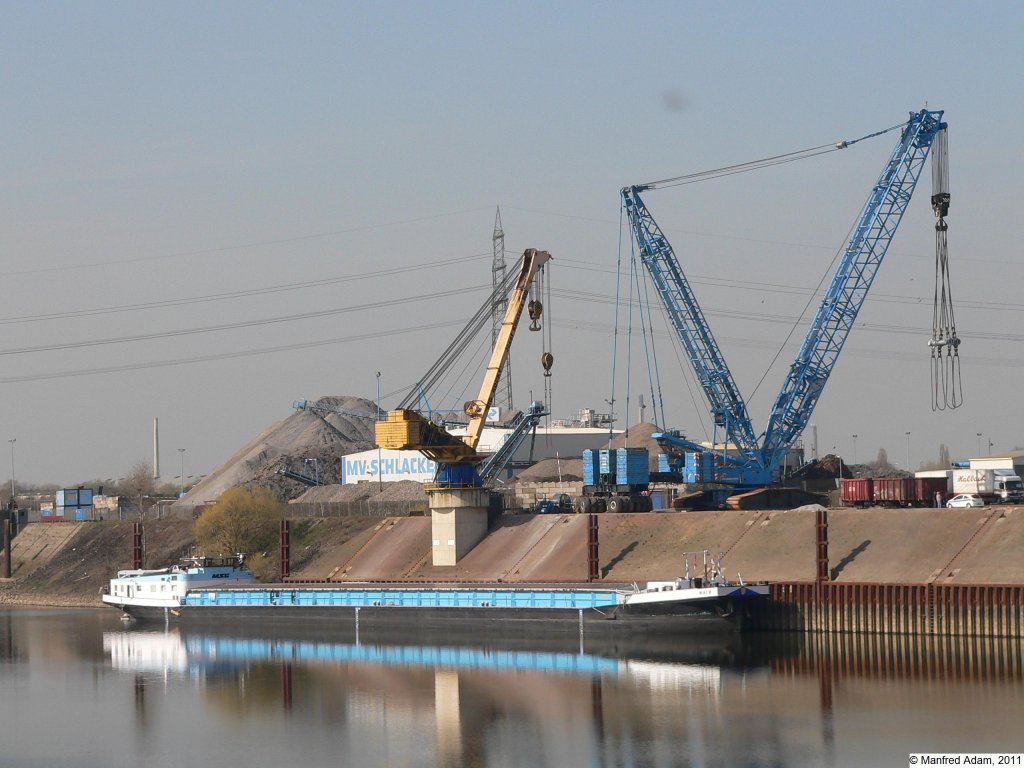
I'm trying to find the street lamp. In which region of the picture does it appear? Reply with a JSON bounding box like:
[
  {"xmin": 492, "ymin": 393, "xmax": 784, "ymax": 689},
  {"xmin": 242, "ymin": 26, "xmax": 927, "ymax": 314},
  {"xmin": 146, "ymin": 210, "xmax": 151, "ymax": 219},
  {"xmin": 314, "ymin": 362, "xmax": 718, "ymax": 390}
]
[
  {"xmin": 852, "ymin": 434, "xmax": 858, "ymax": 465},
  {"xmin": 177, "ymin": 448, "xmax": 185, "ymax": 498},
  {"xmin": 8, "ymin": 438, "xmax": 15, "ymax": 505},
  {"xmin": 905, "ymin": 431, "xmax": 911, "ymax": 472},
  {"xmin": 976, "ymin": 432, "xmax": 982, "ymax": 457}
]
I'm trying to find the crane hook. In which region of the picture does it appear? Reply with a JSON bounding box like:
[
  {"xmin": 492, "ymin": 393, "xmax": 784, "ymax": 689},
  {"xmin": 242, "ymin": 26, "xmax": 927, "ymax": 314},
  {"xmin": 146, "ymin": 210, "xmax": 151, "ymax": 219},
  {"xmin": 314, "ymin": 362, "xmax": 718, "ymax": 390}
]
[
  {"xmin": 528, "ymin": 299, "xmax": 543, "ymax": 331},
  {"xmin": 464, "ymin": 399, "xmax": 486, "ymax": 418},
  {"xmin": 541, "ymin": 351, "xmax": 554, "ymax": 377}
]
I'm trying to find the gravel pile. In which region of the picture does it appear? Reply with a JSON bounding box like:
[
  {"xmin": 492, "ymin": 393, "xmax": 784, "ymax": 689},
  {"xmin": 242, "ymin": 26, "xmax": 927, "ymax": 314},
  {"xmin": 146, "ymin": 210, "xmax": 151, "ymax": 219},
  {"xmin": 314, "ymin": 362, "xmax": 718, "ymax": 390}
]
[
  {"xmin": 177, "ymin": 395, "xmax": 379, "ymax": 506},
  {"xmin": 293, "ymin": 483, "xmax": 379, "ymax": 504},
  {"xmin": 374, "ymin": 480, "xmax": 429, "ymax": 502},
  {"xmin": 514, "ymin": 457, "xmax": 584, "ymax": 482},
  {"xmin": 290, "ymin": 480, "xmax": 428, "ymax": 504}
]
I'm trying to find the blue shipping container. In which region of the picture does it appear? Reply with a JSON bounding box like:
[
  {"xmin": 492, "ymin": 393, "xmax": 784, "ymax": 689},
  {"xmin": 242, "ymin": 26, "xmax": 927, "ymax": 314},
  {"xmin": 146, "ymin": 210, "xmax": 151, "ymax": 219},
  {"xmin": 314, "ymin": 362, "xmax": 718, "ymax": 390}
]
[
  {"xmin": 614, "ymin": 448, "xmax": 649, "ymax": 485},
  {"xmin": 582, "ymin": 449, "xmax": 599, "ymax": 486}
]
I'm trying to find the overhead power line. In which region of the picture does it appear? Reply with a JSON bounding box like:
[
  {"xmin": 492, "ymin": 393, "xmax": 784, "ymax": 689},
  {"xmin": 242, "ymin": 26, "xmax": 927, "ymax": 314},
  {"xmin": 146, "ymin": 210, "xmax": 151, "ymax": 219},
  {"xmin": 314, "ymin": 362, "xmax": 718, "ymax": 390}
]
[
  {"xmin": 0, "ymin": 207, "xmax": 494, "ymax": 278},
  {"xmin": 0, "ymin": 320, "xmax": 465, "ymax": 384},
  {"xmin": 0, "ymin": 252, "xmax": 489, "ymax": 326},
  {"xmin": 0, "ymin": 285, "xmax": 486, "ymax": 357},
  {"xmin": 2, "ymin": 276, "xmax": 1017, "ymax": 361}
]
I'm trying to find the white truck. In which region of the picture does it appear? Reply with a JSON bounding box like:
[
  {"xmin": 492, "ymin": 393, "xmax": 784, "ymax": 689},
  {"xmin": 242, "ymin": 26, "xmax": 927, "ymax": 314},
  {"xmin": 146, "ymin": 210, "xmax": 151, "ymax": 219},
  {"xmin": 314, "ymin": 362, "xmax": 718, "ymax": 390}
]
[{"xmin": 952, "ymin": 469, "xmax": 1024, "ymax": 504}]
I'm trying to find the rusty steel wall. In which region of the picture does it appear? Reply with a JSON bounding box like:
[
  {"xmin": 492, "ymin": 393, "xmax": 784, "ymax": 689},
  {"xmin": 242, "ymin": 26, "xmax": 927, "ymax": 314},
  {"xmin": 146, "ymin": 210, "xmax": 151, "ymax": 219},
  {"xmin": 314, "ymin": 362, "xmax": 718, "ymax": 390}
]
[
  {"xmin": 768, "ymin": 632, "xmax": 1024, "ymax": 682},
  {"xmin": 752, "ymin": 581, "xmax": 1024, "ymax": 638},
  {"xmin": 279, "ymin": 519, "xmax": 291, "ymax": 580}
]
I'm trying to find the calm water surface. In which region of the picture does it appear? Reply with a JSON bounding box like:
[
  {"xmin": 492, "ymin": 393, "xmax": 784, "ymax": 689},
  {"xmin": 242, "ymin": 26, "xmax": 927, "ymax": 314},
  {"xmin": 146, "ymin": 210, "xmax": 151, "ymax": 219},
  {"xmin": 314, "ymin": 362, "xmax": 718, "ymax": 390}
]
[{"xmin": 0, "ymin": 607, "xmax": 1021, "ymax": 767}]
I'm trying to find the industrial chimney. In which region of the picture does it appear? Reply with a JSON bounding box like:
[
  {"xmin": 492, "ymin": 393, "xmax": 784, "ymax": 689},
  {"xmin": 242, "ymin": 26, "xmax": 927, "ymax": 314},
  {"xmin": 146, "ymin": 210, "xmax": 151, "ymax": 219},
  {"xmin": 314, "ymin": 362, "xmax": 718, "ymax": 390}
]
[{"xmin": 153, "ymin": 417, "xmax": 160, "ymax": 479}]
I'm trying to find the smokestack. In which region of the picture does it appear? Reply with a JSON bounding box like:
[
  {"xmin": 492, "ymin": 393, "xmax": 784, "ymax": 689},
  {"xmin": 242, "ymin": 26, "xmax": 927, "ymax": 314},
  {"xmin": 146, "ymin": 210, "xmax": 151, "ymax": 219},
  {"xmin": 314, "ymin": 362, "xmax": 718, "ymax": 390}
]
[{"xmin": 153, "ymin": 418, "xmax": 160, "ymax": 479}]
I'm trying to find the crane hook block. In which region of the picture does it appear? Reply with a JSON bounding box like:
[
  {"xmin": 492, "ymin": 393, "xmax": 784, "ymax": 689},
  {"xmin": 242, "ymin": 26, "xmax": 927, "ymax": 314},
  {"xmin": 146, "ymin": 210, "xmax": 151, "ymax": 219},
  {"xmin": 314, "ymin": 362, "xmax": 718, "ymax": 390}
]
[
  {"xmin": 541, "ymin": 351, "xmax": 554, "ymax": 376},
  {"xmin": 464, "ymin": 399, "xmax": 486, "ymax": 418},
  {"xmin": 528, "ymin": 299, "xmax": 543, "ymax": 331}
]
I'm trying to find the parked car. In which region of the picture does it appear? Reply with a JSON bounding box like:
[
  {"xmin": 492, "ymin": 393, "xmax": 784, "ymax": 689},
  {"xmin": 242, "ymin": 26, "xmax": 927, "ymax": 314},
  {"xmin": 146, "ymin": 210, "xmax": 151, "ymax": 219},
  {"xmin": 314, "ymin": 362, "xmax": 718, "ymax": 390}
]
[{"xmin": 946, "ymin": 494, "xmax": 984, "ymax": 508}]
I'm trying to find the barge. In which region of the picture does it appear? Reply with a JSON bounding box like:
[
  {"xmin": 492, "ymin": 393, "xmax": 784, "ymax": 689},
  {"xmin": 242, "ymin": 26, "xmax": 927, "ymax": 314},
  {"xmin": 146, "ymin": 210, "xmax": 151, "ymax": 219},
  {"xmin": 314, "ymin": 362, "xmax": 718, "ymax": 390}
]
[{"xmin": 102, "ymin": 552, "xmax": 768, "ymax": 635}]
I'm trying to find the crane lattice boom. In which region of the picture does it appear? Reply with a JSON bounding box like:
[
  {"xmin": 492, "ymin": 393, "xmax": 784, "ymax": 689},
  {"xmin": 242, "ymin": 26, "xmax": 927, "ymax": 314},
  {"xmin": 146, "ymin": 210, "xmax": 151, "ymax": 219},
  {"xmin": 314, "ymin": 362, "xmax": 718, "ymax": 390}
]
[{"xmin": 624, "ymin": 109, "xmax": 946, "ymax": 489}]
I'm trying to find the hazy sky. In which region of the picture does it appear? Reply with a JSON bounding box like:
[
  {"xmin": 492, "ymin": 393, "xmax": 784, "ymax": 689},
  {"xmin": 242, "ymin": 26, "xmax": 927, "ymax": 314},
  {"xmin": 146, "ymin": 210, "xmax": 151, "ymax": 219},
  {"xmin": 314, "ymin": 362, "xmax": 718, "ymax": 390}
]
[{"xmin": 3, "ymin": 1, "xmax": 1022, "ymax": 485}]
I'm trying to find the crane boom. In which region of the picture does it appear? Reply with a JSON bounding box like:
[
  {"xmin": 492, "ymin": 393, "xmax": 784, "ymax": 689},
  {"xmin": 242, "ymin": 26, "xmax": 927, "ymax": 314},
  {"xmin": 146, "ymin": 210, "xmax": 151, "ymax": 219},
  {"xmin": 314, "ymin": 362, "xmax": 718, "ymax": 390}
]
[
  {"xmin": 462, "ymin": 248, "xmax": 550, "ymax": 451},
  {"xmin": 621, "ymin": 187, "xmax": 761, "ymax": 456},
  {"xmin": 625, "ymin": 108, "xmax": 946, "ymax": 494},
  {"xmin": 760, "ymin": 109, "xmax": 945, "ymax": 468},
  {"xmin": 375, "ymin": 248, "xmax": 550, "ymax": 486}
]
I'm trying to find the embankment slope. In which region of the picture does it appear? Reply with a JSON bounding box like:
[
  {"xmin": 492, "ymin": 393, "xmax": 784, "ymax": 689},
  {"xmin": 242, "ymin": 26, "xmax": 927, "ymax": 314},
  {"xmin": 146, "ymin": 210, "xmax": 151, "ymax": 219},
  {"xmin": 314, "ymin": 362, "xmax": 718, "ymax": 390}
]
[{"xmin": 2, "ymin": 506, "xmax": 1022, "ymax": 607}]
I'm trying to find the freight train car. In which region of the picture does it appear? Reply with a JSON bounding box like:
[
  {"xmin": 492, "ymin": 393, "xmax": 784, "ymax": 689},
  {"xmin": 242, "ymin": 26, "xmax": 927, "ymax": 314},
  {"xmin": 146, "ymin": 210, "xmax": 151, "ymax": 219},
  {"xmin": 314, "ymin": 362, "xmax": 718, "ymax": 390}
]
[
  {"xmin": 839, "ymin": 478, "xmax": 873, "ymax": 506},
  {"xmin": 840, "ymin": 477, "xmax": 947, "ymax": 508}
]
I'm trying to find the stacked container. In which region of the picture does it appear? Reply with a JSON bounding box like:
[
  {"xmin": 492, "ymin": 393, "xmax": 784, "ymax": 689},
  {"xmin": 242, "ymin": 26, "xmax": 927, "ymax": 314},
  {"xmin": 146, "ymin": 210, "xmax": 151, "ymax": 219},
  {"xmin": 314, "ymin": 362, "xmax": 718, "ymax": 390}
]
[
  {"xmin": 615, "ymin": 447, "xmax": 650, "ymax": 487},
  {"xmin": 582, "ymin": 449, "xmax": 600, "ymax": 487}
]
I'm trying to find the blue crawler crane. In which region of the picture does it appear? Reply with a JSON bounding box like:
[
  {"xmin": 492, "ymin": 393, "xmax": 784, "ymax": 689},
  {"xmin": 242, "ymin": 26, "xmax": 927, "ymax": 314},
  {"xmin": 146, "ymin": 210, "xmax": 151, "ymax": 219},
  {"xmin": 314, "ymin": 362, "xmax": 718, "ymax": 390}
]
[{"xmin": 622, "ymin": 109, "xmax": 948, "ymax": 507}]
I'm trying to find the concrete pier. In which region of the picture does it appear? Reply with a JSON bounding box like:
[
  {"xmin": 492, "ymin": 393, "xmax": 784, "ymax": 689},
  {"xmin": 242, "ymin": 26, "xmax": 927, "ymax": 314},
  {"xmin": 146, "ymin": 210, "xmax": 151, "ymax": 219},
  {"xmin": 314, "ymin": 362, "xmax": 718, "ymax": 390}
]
[{"xmin": 429, "ymin": 488, "xmax": 491, "ymax": 566}]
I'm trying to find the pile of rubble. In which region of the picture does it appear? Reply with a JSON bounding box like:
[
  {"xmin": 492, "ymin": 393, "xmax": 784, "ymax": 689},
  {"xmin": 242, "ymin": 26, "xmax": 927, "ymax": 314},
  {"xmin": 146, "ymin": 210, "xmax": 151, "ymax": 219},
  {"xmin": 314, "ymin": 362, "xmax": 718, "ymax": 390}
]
[
  {"xmin": 177, "ymin": 395, "xmax": 379, "ymax": 506},
  {"xmin": 790, "ymin": 453, "xmax": 850, "ymax": 480},
  {"xmin": 292, "ymin": 479, "xmax": 427, "ymax": 504}
]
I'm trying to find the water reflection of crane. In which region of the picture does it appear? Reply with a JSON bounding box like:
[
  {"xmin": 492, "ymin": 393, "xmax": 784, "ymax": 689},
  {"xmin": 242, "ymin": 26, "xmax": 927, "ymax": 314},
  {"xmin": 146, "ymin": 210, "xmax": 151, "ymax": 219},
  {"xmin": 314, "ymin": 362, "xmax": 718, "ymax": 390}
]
[{"xmin": 102, "ymin": 627, "xmax": 1024, "ymax": 766}]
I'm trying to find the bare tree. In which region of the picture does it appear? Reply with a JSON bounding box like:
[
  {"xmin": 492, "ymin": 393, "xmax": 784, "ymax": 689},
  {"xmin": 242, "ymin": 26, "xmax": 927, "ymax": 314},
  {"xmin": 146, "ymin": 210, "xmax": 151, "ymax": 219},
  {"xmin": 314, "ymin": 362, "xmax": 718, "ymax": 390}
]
[
  {"xmin": 921, "ymin": 443, "xmax": 953, "ymax": 471},
  {"xmin": 122, "ymin": 461, "xmax": 156, "ymax": 520}
]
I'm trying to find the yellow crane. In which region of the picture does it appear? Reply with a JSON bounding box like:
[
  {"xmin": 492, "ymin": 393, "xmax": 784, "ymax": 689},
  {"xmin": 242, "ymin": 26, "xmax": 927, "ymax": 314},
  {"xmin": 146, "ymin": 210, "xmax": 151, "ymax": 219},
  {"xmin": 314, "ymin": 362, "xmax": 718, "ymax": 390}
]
[{"xmin": 375, "ymin": 248, "xmax": 551, "ymax": 487}]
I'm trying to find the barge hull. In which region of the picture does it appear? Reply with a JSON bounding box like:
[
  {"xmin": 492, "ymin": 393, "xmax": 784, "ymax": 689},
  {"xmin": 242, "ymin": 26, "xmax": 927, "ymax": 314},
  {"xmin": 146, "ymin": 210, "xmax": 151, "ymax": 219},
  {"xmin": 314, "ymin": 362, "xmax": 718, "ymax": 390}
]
[{"xmin": 110, "ymin": 602, "xmax": 754, "ymax": 635}]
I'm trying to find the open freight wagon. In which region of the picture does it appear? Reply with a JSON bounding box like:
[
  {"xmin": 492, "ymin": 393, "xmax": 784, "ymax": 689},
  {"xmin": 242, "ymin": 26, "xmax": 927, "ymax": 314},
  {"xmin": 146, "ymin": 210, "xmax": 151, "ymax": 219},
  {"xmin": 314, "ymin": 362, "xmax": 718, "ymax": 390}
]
[{"xmin": 840, "ymin": 477, "xmax": 948, "ymax": 508}]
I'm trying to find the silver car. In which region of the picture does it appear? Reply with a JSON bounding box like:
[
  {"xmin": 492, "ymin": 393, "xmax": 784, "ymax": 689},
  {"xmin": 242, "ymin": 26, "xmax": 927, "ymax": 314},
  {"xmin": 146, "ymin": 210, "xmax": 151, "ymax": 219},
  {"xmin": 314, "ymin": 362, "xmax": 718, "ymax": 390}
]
[{"xmin": 946, "ymin": 494, "xmax": 984, "ymax": 508}]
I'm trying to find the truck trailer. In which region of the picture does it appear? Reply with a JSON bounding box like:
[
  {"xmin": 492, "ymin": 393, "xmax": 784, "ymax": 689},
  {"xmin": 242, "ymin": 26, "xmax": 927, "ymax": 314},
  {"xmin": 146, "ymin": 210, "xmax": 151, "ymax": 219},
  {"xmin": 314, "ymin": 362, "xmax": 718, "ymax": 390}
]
[{"xmin": 952, "ymin": 469, "xmax": 1024, "ymax": 503}]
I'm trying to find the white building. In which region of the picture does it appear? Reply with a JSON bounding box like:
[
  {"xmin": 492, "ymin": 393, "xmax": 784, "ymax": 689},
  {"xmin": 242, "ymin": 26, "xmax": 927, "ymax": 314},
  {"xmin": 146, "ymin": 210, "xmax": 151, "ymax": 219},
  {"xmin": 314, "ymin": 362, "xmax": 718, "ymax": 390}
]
[{"xmin": 969, "ymin": 450, "xmax": 1024, "ymax": 476}]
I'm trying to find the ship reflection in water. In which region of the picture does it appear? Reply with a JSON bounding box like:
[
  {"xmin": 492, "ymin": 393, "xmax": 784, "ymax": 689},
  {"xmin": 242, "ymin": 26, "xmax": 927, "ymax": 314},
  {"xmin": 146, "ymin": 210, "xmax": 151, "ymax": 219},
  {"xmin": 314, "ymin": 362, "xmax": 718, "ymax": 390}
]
[{"xmin": 100, "ymin": 622, "xmax": 1024, "ymax": 767}]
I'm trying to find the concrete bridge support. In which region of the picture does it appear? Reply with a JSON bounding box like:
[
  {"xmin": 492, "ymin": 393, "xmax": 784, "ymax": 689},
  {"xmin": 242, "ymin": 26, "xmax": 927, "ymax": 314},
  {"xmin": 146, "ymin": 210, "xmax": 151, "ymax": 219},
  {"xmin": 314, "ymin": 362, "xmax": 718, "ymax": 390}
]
[{"xmin": 429, "ymin": 488, "xmax": 491, "ymax": 566}]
